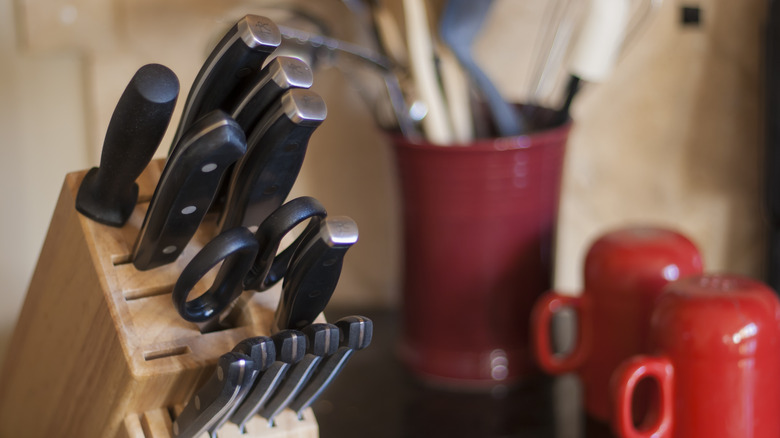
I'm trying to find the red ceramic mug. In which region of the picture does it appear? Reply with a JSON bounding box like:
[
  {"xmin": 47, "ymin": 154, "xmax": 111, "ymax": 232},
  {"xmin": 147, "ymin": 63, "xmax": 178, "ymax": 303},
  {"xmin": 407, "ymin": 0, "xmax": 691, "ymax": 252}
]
[
  {"xmin": 612, "ymin": 274, "xmax": 780, "ymax": 438},
  {"xmin": 531, "ymin": 227, "xmax": 703, "ymax": 421}
]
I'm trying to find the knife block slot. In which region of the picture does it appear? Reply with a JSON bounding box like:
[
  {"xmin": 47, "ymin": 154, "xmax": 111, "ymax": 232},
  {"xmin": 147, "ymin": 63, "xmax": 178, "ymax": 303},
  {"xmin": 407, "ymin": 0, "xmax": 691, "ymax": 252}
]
[
  {"xmin": 0, "ymin": 160, "xmax": 319, "ymax": 438},
  {"xmin": 144, "ymin": 345, "xmax": 192, "ymax": 361}
]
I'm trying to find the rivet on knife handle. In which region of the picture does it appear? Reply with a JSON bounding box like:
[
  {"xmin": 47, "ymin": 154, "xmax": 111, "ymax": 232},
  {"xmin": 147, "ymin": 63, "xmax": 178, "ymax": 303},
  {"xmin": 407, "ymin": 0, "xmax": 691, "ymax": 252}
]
[
  {"xmin": 230, "ymin": 330, "xmax": 308, "ymax": 432},
  {"xmin": 132, "ymin": 110, "xmax": 246, "ymax": 270},
  {"xmin": 75, "ymin": 63, "xmax": 179, "ymax": 227},
  {"xmin": 218, "ymin": 88, "xmax": 327, "ymax": 232},
  {"xmin": 274, "ymin": 216, "xmax": 359, "ymax": 332},
  {"xmin": 258, "ymin": 323, "xmax": 341, "ymax": 425},
  {"xmin": 289, "ymin": 316, "xmax": 374, "ymax": 416},
  {"xmin": 171, "ymin": 14, "xmax": 281, "ymax": 149},
  {"xmin": 172, "ymin": 352, "xmax": 255, "ymax": 438}
]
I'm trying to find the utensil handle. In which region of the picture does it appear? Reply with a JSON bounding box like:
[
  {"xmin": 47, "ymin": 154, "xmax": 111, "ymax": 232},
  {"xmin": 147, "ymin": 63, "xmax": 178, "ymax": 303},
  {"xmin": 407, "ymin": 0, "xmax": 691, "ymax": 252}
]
[
  {"xmin": 530, "ymin": 291, "xmax": 589, "ymax": 374},
  {"xmin": 612, "ymin": 355, "xmax": 674, "ymax": 438}
]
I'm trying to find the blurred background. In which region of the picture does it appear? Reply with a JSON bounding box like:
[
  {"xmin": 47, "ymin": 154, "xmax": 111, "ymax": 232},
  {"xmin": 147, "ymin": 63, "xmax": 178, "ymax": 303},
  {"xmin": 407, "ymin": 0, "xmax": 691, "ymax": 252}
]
[{"xmin": 0, "ymin": 0, "xmax": 766, "ymax": 370}]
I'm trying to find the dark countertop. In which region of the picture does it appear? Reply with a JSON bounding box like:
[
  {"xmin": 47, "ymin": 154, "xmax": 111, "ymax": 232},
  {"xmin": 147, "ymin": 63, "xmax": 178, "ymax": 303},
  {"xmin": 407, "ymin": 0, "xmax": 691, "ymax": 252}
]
[{"xmin": 311, "ymin": 308, "xmax": 617, "ymax": 438}]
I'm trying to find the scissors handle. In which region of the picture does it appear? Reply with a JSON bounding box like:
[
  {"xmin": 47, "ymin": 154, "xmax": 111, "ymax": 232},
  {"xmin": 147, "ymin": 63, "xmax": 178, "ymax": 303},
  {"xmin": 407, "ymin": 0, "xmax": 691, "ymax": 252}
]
[
  {"xmin": 243, "ymin": 196, "xmax": 327, "ymax": 291},
  {"xmin": 172, "ymin": 227, "xmax": 259, "ymax": 323}
]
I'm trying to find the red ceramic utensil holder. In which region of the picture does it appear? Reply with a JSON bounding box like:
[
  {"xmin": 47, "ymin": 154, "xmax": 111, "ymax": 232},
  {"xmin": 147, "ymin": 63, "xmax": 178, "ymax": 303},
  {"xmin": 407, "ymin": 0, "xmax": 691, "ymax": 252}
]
[{"xmin": 391, "ymin": 122, "xmax": 570, "ymax": 387}]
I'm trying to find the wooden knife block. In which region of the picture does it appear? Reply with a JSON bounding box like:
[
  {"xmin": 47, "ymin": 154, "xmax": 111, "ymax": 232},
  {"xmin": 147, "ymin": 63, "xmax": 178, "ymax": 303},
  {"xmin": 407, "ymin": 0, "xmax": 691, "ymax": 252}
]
[{"xmin": 0, "ymin": 160, "xmax": 319, "ymax": 438}]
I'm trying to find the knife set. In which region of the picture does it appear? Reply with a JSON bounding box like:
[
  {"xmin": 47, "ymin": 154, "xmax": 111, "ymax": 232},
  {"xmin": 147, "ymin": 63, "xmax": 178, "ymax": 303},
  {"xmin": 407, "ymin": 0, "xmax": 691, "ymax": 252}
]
[
  {"xmin": 0, "ymin": 14, "xmax": 369, "ymax": 438},
  {"xmin": 530, "ymin": 226, "xmax": 780, "ymax": 437}
]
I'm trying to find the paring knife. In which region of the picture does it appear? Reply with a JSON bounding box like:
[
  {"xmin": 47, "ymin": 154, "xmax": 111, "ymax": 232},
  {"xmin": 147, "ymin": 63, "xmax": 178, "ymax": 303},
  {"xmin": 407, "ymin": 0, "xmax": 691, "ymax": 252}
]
[
  {"xmin": 76, "ymin": 63, "xmax": 178, "ymax": 227},
  {"xmin": 274, "ymin": 216, "xmax": 359, "ymax": 332},
  {"xmin": 172, "ymin": 352, "xmax": 255, "ymax": 438},
  {"xmin": 230, "ymin": 330, "xmax": 308, "ymax": 432},
  {"xmin": 171, "ymin": 14, "xmax": 281, "ymax": 148},
  {"xmin": 131, "ymin": 110, "xmax": 246, "ymax": 270},
  {"xmin": 229, "ymin": 56, "xmax": 314, "ymax": 133},
  {"xmin": 258, "ymin": 323, "xmax": 340, "ymax": 425},
  {"xmin": 206, "ymin": 337, "xmax": 276, "ymax": 436},
  {"xmin": 218, "ymin": 88, "xmax": 327, "ymax": 231},
  {"xmin": 288, "ymin": 316, "xmax": 373, "ymax": 417}
]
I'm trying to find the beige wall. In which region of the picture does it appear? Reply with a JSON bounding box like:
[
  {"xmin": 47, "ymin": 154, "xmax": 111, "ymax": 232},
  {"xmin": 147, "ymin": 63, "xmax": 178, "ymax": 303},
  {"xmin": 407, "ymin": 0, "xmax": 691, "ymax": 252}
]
[{"xmin": 0, "ymin": 0, "xmax": 768, "ymax": 365}]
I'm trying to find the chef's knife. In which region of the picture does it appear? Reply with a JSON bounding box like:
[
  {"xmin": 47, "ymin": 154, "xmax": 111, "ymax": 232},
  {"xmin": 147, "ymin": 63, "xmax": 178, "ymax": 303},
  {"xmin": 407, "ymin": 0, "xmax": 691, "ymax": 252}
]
[
  {"xmin": 171, "ymin": 14, "xmax": 281, "ymax": 148},
  {"xmin": 172, "ymin": 352, "xmax": 255, "ymax": 438},
  {"xmin": 206, "ymin": 337, "xmax": 276, "ymax": 436},
  {"xmin": 274, "ymin": 216, "xmax": 359, "ymax": 332},
  {"xmin": 288, "ymin": 316, "xmax": 373, "ymax": 417},
  {"xmin": 218, "ymin": 88, "xmax": 327, "ymax": 232},
  {"xmin": 132, "ymin": 110, "xmax": 246, "ymax": 270},
  {"xmin": 230, "ymin": 330, "xmax": 307, "ymax": 432},
  {"xmin": 258, "ymin": 323, "xmax": 340, "ymax": 425},
  {"xmin": 76, "ymin": 63, "xmax": 178, "ymax": 227},
  {"xmin": 230, "ymin": 56, "xmax": 314, "ymax": 133}
]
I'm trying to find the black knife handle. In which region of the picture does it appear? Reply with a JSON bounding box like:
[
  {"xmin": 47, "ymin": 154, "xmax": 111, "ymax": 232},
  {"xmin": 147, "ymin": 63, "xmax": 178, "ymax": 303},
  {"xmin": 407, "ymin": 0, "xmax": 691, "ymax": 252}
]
[
  {"xmin": 76, "ymin": 63, "xmax": 178, "ymax": 226},
  {"xmin": 258, "ymin": 324, "xmax": 339, "ymax": 424},
  {"xmin": 228, "ymin": 330, "xmax": 307, "ymax": 430},
  {"xmin": 172, "ymin": 227, "xmax": 259, "ymax": 323},
  {"xmin": 219, "ymin": 88, "xmax": 327, "ymax": 232},
  {"xmin": 288, "ymin": 316, "xmax": 373, "ymax": 416},
  {"xmin": 230, "ymin": 56, "xmax": 314, "ymax": 133},
  {"xmin": 232, "ymin": 336, "xmax": 276, "ymax": 372},
  {"xmin": 173, "ymin": 352, "xmax": 254, "ymax": 438},
  {"xmin": 131, "ymin": 111, "xmax": 246, "ymax": 270},
  {"xmin": 274, "ymin": 217, "xmax": 359, "ymax": 331},
  {"xmin": 171, "ymin": 14, "xmax": 281, "ymax": 149},
  {"xmin": 335, "ymin": 315, "xmax": 374, "ymax": 350},
  {"xmin": 243, "ymin": 196, "xmax": 327, "ymax": 292}
]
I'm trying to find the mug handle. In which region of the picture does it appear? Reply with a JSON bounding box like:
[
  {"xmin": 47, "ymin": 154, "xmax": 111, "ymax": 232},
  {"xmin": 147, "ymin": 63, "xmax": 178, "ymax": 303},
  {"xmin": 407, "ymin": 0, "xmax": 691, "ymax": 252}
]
[
  {"xmin": 530, "ymin": 291, "xmax": 590, "ymax": 374},
  {"xmin": 612, "ymin": 355, "xmax": 674, "ymax": 438}
]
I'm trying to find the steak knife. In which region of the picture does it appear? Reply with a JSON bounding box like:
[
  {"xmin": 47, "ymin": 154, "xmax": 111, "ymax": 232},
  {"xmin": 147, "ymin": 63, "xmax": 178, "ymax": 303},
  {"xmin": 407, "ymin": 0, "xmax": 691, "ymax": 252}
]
[
  {"xmin": 171, "ymin": 14, "xmax": 281, "ymax": 148},
  {"xmin": 258, "ymin": 323, "xmax": 340, "ymax": 425},
  {"xmin": 172, "ymin": 352, "xmax": 255, "ymax": 438},
  {"xmin": 288, "ymin": 316, "xmax": 373, "ymax": 417},
  {"xmin": 218, "ymin": 88, "xmax": 327, "ymax": 232},
  {"xmin": 76, "ymin": 63, "xmax": 178, "ymax": 226},
  {"xmin": 132, "ymin": 110, "xmax": 246, "ymax": 270},
  {"xmin": 206, "ymin": 337, "xmax": 276, "ymax": 436},
  {"xmin": 274, "ymin": 216, "xmax": 359, "ymax": 332},
  {"xmin": 229, "ymin": 330, "xmax": 307, "ymax": 432}
]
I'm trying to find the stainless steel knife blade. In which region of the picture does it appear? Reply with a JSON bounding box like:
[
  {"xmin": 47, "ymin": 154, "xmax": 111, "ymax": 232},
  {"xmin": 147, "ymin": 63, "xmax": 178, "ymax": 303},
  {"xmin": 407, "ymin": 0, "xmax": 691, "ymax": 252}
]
[
  {"xmin": 258, "ymin": 323, "xmax": 340, "ymax": 425},
  {"xmin": 131, "ymin": 110, "xmax": 246, "ymax": 270},
  {"xmin": 229, "ymin": 330, "xmax": 307, "ymax": 432},
  {"xmin": 288, "ymin": 316, "xmax": 373, "ymax": 417},
  {"xmin": 172, "ymin": 352, "xmax": 255, "ymax": 438},
  {"xmin": 218, "ymin": 88, "xmax": 327, "ymax": 232},
  {"xmin": 274, "ymin": 216, "xmax": 359, "ymax": 332},
  {"xmin": 171, "ymin": 14, "xmax": 281, "ymax": 149},
  {"xmin": 76, "ymin": 63, "xmax": 178, "ymax": 227}
]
